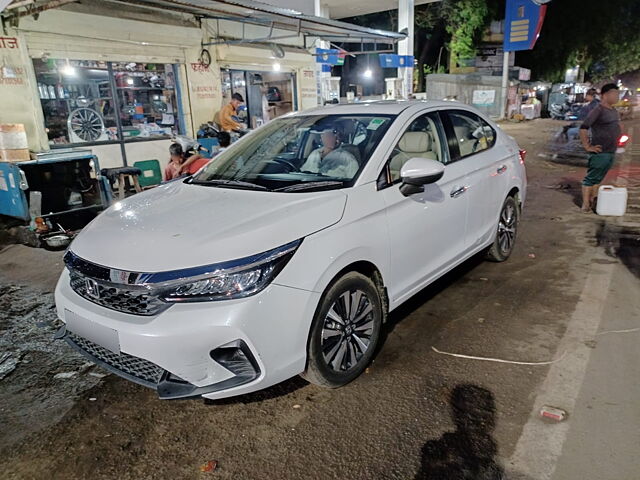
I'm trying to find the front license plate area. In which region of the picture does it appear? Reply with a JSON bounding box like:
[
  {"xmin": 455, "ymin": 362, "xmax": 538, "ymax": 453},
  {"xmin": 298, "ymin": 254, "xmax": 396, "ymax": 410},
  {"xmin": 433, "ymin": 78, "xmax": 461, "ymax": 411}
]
[{"xmin": 65, "ymin": 309, "xmax": 121, "ymax": 354}]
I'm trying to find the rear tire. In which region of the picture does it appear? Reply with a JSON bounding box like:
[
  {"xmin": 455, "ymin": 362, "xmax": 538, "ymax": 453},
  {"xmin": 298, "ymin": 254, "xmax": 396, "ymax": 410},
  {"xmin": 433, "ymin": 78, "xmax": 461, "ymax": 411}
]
[
  {"xmin": 486, "ymin": 196, "xmax": 519, "ymax": 262},
  {"xmin": 302, "ymin": 272, "xmax": 383, "ymax": 388}
]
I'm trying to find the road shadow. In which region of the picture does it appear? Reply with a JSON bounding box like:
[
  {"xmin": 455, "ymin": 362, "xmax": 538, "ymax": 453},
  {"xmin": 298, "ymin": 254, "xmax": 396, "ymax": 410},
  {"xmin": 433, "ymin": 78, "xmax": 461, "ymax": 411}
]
[
  {"xmin": 415, "ymin": 384, "xmax": 504, "ymax": 480},
  {"xmin": 551, "ymin": 176, "xmax": 583, "ymax": 208},
  {"xmin": 596, "ymin": 221, "xmax": 640, "ymax": 279}
]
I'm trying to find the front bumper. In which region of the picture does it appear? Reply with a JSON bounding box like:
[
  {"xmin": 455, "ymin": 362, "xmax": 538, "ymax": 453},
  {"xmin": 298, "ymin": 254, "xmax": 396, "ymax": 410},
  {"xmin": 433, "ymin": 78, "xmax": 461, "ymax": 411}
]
[{"xmin": 54, "ymin": 269, "xmax": 320, "ymax": 400}]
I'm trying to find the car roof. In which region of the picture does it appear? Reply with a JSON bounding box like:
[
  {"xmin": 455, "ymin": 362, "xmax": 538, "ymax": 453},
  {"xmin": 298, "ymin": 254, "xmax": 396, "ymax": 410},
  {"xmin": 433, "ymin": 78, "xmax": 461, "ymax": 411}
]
[{"xmin": 295, "ymin": 99, "xmax": 459, "ymax": 116}]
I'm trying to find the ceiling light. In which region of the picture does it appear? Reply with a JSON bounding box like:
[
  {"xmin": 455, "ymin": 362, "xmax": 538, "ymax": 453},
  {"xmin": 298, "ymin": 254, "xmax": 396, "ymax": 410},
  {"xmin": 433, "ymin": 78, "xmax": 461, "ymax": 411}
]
[
  {"xmin": 273, "ymin": 62, "xmax": 281, "ymax": 71},
  {"xmin": 363, "ymin": 69, "xmax": 372, "ymax": 78},
  {"xmin": 61, "ymin": 60, "xmax": 76, "ymax": 76}
]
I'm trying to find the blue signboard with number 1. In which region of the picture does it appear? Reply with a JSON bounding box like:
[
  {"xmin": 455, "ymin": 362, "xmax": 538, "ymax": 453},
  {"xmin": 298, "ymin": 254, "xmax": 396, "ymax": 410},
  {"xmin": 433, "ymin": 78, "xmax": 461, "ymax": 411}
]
[{"xmin": 504, "ymin": 0, "xmax": 548, "ymax": 52}]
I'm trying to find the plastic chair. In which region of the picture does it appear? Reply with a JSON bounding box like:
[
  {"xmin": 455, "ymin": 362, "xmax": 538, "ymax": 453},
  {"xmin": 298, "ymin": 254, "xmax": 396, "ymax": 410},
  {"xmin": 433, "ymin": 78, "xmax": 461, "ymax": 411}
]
[{"xmin": 133, "ymin": 160, "xmax": 162, "ymax": 188}]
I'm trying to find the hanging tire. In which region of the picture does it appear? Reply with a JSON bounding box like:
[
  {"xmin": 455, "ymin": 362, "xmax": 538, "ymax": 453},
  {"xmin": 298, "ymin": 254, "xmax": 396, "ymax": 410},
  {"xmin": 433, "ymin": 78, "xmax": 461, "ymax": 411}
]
[
  {"xmin": 486, "ymin": 196, "xmax": 519, "ymax": 262},
  {"xmin": 302, "ymin": 272, "xmax": 383, "ymax": 388}
]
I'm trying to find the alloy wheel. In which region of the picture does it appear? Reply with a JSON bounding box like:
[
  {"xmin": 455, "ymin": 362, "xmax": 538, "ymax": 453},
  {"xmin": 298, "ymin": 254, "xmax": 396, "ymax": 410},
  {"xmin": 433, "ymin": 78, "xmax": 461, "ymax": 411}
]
[
  {"xmin": 321, "ymin": 289, "xmax": 374, "ymax": 372},
  {"xmin": 497, "ymin": 202, "xmax": 517, "ymax": 255}
]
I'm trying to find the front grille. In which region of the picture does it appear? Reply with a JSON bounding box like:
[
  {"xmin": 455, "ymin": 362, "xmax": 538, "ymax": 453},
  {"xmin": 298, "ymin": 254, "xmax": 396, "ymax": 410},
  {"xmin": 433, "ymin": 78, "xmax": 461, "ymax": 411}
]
[
  {"xmin": 69, "ymin": 271, "xmax": 169, "ymax": 316},
  {"xmin": 66, "ymin": 331, "xmax": 164, "ymax": 387}
]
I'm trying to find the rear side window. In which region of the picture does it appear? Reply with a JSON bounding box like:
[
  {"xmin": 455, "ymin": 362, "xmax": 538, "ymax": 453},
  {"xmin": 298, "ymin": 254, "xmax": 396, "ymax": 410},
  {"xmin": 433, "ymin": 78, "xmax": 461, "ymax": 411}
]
[{"xmin": 444, "ymin": 110, "xmax": 496, "ymax": 161}]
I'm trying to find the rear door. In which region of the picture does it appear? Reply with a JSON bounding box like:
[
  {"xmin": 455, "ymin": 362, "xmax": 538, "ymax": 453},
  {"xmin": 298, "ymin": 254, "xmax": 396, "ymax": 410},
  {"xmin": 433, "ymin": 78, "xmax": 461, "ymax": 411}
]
[{"xmin": 441, "ymin": 109, "xmax": 513, "ymax": 250}]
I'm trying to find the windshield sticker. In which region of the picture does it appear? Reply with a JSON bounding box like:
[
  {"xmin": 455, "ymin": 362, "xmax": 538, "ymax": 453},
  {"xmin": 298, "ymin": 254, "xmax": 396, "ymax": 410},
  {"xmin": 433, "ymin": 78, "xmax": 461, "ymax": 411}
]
[{"xmin": 367, "ymin": 118, "xmax": 386, "ymax": 130}]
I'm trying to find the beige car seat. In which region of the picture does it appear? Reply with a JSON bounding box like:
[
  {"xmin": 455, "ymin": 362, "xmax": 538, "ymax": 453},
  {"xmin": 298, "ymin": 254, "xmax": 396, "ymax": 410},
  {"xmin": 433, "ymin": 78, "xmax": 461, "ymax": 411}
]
[
  {"xmin": 390, "ymin": 132, "xmax": 438, "ymax": 179},
  {"xmin": 453, "ymin": 124, "xmax": 475, "ymax": 157}
]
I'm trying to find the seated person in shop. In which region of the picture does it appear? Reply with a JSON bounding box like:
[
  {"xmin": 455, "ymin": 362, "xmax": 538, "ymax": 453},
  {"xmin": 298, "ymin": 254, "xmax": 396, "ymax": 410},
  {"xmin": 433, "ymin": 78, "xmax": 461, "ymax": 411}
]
[
  {"xmin": 164, "ymin": 143, "xmax": 187, "ymax": 181},
  {"xmin": 215, "ymin": 131, "xmax": 231, "ymax": 153},
  {"xmin": 218, "ymin": 93, "xmax": 247, "ymax": 133},
  {"xmin": 301, "ymin": 128, "xmax": 359, "ymax": 179},
  {"xmin": 179, "ymin": 132, "xmax": 231, "ymax": 175}
]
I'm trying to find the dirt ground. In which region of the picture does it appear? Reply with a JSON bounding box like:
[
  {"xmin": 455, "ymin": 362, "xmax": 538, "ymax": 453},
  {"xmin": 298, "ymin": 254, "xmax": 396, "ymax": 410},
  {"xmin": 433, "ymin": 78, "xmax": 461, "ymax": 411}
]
[{"xmin": 0, "ymin": 118, "xmax": 638, "ymax": 479}]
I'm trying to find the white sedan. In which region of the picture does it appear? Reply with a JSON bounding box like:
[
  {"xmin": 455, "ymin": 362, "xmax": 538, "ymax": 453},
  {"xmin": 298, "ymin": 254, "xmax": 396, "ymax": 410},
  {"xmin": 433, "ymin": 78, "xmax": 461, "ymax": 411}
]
[{"xmin": 55, "ymin": 101, "xmax": 527, "ymax": 399}]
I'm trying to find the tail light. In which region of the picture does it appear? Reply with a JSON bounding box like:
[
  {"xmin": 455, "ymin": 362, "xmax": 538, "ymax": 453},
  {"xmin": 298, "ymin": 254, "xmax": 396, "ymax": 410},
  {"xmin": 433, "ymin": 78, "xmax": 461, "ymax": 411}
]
[
  {"xmin": 518, "ymin": 149, "xmax": 527, "ymax": 165},
  {"xmin": 618, "ymin": 134, "xmax": 629, "ymax": 147}
]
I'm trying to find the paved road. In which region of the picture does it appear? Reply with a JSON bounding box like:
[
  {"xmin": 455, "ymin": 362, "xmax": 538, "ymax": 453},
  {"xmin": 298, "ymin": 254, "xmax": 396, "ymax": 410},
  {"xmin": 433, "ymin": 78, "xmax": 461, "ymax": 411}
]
[{"xmin": 1, "ymin": 118, "xmax": 638, "ymax": 479}]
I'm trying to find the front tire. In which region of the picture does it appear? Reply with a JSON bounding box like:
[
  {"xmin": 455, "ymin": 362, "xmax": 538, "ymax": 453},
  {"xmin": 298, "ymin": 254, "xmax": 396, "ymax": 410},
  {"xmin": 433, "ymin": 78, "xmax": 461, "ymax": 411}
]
[
  {"xmin": 486, "ymin": 196, "xmax": 519, "ymax": 262},
  {"xmin": 302, "ymin": 272, "xmax": 383, "ymax": 388}
]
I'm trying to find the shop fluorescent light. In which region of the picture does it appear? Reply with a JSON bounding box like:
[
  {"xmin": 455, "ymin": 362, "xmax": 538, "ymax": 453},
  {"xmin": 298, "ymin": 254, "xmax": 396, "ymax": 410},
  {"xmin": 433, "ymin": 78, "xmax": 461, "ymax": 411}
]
[{"xmin": 61, "ymin": 61, "xmax": 76, "ymax": 77}]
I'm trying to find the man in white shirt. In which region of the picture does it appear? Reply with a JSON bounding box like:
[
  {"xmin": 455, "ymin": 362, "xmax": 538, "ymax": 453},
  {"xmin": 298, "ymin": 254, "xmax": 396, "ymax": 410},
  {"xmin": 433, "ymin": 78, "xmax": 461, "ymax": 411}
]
[{"xmin": 301, "ymin": 128, "xmax": 359, "ymax": 178}]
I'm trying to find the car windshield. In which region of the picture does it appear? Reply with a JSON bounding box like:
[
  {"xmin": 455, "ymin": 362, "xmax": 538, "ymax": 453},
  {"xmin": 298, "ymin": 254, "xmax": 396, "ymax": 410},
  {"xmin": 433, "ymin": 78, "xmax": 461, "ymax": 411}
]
[{"xmin": 191, "ymin": 114, "xmax": 395, "ymax": 192}]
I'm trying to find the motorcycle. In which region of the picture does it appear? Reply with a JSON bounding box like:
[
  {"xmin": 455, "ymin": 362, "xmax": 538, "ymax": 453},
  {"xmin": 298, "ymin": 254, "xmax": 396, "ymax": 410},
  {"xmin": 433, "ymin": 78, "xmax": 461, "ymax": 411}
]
[
  {"xmin": 196, "ymin": 121, "xmax": 220, "ymax": 139},
  {"xmin": 543, "ymin": 128, "xmax": 630, "ymax": 163},
  {"xmin": 549, "ymin": 102, "xmax": 582, "ymax": 121},
  {"xmin": 172, "ymin": 135, "xmax": 209, "ymax": 158}
]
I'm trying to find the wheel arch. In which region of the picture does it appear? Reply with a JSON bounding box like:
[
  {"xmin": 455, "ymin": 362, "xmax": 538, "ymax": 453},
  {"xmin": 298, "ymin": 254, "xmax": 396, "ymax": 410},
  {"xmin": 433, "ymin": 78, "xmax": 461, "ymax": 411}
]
[
  {"xmin": 507, "ymin": 186, "xmax": 523, "ymax": 213},
  {"xmin": 318, "ymin": 259, "xmax": 389, "ymax": 322}
]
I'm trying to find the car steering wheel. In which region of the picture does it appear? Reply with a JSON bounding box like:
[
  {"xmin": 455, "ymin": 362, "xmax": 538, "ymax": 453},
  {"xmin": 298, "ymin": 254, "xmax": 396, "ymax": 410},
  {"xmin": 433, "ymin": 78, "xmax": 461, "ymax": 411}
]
[{"xmin": 271, "ymin": 158, "xmax": 299, "ymax": 172}]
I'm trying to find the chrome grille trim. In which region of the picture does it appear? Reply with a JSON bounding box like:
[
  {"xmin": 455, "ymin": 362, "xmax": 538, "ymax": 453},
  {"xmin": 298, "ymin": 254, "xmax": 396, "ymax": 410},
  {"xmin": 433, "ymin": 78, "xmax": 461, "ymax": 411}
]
[{"xmin": 69, "ymin": 271, "xmax": 170, "ymax": 316}]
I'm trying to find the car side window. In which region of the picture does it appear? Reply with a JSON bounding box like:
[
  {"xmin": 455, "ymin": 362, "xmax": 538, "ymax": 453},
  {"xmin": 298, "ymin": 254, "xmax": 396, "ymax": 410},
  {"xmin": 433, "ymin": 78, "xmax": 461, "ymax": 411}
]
[
  {"xmin": 378, "ymin": 112, "xmax": 446, "ymax": 188},
  {"xmin": 444, "ymin": 110, "xmax": 496, "ymax": 160}
]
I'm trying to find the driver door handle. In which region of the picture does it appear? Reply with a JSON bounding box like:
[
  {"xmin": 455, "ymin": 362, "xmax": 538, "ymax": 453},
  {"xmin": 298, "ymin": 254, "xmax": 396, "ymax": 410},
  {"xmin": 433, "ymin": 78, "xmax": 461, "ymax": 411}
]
[
  {"xmin": 450, "ymin": 186, "xmax": 468, "ymax": 198},
  {"xmin": 497, "ymin": 165, "xmax": 507, "ymax": 175}
]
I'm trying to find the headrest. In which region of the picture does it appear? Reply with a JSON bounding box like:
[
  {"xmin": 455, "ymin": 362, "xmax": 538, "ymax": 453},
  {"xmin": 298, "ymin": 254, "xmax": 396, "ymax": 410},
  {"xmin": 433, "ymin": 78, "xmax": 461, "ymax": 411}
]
[{"xmin": 398, "ymin": 132, "xmax": 431, "ymax": 153}]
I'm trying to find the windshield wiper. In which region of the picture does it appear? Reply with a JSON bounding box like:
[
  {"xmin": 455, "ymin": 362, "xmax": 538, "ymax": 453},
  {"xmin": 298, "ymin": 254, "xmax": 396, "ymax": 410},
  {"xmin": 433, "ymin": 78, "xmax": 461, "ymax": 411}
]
[
  {"xmin": 274, "ymin": 181, "xmax": 345, "ymax": 192},
  {"xmin": 189, "ymin": 178, "xmax": 270, "ymax": 191}
]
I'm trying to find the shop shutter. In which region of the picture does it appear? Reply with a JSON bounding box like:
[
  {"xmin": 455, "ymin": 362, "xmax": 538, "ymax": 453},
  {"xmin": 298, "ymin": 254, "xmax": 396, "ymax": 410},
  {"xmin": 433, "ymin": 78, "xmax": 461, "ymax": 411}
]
[{"xmin": 19, "ymin": 10, "xmax": 200, "ymax": 63}]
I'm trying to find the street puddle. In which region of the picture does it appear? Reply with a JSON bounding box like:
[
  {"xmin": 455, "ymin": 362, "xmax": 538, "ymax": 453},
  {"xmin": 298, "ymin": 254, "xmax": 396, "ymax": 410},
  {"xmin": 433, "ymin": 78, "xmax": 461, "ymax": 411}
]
[{"xmin": 596, "ymin": 223, "xmax": 640, "ymax": 279}]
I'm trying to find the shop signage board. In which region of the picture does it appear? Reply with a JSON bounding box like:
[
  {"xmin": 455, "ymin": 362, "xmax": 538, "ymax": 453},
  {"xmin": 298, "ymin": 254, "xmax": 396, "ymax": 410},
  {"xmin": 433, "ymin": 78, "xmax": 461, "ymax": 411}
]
[
  {"xmin": 315, "ymin": 49, "xmax": 340, "ymax": 65},
  {"xmin": 472, "ymin": 90, "xmax": 497, "ymax": 106},
  {"xmin": 378, "ymin": 54, "xmax": 414, "ymax": 68},
  {"xmin": 504, "ymin": 0, "xmax": 548, "ymax": 52},
  {"xmin": 518, "ymin": 67, "xmax": 532, "ymax": 81}
]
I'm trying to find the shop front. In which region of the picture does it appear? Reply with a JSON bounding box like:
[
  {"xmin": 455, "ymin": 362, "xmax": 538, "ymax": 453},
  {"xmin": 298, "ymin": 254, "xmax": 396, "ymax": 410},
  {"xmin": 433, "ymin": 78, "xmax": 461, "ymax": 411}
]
[
  {"xmin": 221, "ymin": 69, "xmax": 296, "ymax": 128},
  {"xmin": 214, "ymin": 44, "xmax": 319, "ymax": 129},
  {"xmin": 0, "ymin": 1, "xmax": 403, "ymax": 215}
]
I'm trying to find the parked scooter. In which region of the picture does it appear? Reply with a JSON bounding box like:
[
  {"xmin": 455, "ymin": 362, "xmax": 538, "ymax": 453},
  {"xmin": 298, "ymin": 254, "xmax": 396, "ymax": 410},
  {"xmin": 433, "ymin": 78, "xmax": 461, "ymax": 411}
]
[
  {"xmin": 549, "ymin": 102, "xmax": 581, "ymax": 121},
  {"xmin": 172, "ymin": 135, "xmax": 209, "ymax": 158},
  {"xmin": 196, "ymin": 122, "xmax": 221, "ymax": 139}
]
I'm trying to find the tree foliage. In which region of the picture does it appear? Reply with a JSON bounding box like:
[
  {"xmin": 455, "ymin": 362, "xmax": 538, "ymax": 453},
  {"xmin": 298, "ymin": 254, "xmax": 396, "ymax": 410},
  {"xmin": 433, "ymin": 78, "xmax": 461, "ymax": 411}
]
[
  {"xmin": 440, "ymin": 0, "xmax": 492, "ymax": 60},
  {"xmin": 518, "ymin": 0, "xmax": 640, "ymax": 81}
]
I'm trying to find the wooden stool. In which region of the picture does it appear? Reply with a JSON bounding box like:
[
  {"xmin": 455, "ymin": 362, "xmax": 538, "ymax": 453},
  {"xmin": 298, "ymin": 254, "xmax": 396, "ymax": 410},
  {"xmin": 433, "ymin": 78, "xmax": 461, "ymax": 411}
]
[
  {"xmin": 117, "ymin": 172, "xmax": 142, "ymax": 199},
  {"xmin": 101, "ymin": 167, "xmax": 143, "ymax": 200}
]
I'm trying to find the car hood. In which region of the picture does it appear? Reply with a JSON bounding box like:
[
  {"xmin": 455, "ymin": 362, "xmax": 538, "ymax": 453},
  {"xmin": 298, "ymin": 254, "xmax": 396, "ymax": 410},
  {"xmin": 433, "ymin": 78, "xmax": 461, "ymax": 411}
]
[{"xmin": 70, "ymin": 180, "xmax": 347, "ymax": 272}]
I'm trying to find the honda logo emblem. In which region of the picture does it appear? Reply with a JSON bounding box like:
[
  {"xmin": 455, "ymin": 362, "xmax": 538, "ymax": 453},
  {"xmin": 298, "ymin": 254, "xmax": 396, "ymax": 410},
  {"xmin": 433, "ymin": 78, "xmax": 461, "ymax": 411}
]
[{"xmin": 85, "ymin": 278, "xmax": 100, "ymax": 299}]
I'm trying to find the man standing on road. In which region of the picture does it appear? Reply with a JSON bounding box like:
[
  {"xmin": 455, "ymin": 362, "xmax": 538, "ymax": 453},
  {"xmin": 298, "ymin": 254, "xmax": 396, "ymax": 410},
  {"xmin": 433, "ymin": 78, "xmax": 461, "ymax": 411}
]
[{"xmin": 579, "ymin": 84, "xmax": 622, "ymax": 212}]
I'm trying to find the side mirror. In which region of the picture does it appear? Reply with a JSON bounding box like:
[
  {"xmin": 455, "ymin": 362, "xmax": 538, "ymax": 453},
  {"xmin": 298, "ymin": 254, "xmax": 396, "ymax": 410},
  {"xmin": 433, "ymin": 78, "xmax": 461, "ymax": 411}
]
[{"xmin": 399, "ymin": 157, "xmax": 445, "ymax": 196}]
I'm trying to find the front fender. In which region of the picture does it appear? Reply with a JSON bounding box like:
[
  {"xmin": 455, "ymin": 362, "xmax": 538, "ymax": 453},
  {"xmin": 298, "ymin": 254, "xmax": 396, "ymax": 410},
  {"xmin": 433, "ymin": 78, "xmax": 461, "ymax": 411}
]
[{"xmin": 273, "ymin": 185, "xmax": 391, "ymax": 298}]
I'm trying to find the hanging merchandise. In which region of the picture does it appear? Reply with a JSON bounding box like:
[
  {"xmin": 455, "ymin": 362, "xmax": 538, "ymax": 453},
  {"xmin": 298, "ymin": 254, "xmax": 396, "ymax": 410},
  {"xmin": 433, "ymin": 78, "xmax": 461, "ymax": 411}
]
[
  {"xmin": 133, "ymin": 100, "xmax": 145, "ymax": 120},
  {"xmin": 67, "ymin": 108, "xmax": 107, "ymax": 143}
]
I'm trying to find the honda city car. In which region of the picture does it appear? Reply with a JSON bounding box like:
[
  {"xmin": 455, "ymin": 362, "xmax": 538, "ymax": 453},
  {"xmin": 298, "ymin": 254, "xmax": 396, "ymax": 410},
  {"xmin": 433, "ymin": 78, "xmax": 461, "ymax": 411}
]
[{"xmin": 55, "ymin": 101, "xmax": 527, "ymax": 400}]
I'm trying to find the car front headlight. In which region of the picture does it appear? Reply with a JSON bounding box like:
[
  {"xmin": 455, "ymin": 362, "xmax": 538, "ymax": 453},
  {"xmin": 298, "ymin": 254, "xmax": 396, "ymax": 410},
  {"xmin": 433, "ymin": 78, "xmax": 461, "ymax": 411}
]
[{"xmin": 158, "ymin": 239, "xmax": 301, "ymax": 302}]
